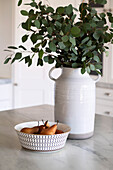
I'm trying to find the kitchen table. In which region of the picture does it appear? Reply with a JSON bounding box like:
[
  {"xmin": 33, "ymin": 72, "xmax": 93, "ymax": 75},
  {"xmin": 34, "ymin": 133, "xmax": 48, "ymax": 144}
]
[{"xmin": 0, "ymin": 105, "xmax": 113, "ymax": 170}]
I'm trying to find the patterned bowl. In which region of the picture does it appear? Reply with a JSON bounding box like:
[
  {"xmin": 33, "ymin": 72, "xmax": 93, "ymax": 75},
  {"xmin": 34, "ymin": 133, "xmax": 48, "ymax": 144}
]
[{"xmin": 14, "ymin": 121, "xmax": 71, "ymax": 152}]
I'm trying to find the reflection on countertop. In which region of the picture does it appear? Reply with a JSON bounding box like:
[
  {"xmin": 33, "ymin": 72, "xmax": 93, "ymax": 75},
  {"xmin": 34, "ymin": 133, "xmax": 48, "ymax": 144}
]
[{"xmin": 0, "ymin": 78, "xmax": 11, "ymax": 84}]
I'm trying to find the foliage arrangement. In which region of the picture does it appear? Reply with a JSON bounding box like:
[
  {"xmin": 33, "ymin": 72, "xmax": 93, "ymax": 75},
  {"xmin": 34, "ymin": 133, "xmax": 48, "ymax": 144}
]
[{"xmin": 4, "ymin": 0, "xmax": 113, "ymax": 74}]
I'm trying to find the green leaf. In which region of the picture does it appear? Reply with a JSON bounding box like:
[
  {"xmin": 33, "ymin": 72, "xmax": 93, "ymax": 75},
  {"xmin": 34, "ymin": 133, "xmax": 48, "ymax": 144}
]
[
  {"xmin": 81, "ymin": 57, "xmax": 86, "ymax": 62},
  {"xmin": 49, "ymin": 42, "xmax": 56, "ymax": 52},
  {"xmin": 87, "ymin": 40, "xmax": 92, "ymax": 46},
  {"xmin": 38, "ymin": 49, "xmax": 44, "ymax": 59},
  {"xmin": 44, "ymin": 56, "xmax": 49, "ymax": 62},
  {"xmin": 86, "ymin": 66, "xmax": 91, "ymax": 74},
  {"xmin": 60, "ymin": 31, "xmax": 64, "ymax": 36},
  {"xmin": 46, "ymin": 7, "xmax": 54, "ymax": 13},
  {"xmin": 71, "ymin": 14, "xmax": 76, "ymax": 22},
  {"xmin": 48, "ymin": 57, "xmax": 54, "ymax": 64},
  {"xmin": 94, "ymin": 55, "xmax": 100, "ymax": 62},
  {"xmin": 56, "ymin": 7, "xmax": 64, "ymax": 14},
  {"xmin": 42, "ymin": 40, "xmax": 47, "ymax": 48},
  {"xmin": 72, "ymin": 48, "xmax": 78, "ymax": 55},
  {"xmin": 58, "ymin": 42, "xmax": 65, "ymax": 49},
  {"xmin": 72, "ymin": 63, "xmax": 79, "ymax": 68},
  {"xmin": 45, "ymin": 56, "xmax": 54, "ymax": 64},
  {"xmin": 37, "ymin": 58, "xmax": 43, "ymax": 66},
  {"xmin": 24, "ymin": 56, "xmax": 30, "ymax": 64},
  {"xmin": 65, "ymin": 4, "xmax": 73, "ymax": 15},
  {"xmin": 81, "ymin": 37, "xmax": 89, "ymax": 44},
  {"xmin": 22, "ymin": 35, "xmax": 29, "ymax": 43},
  {"xmin": 81, "ymin": 67, "xmax": 86, "ymax": 74},
  {"xmin": 34, "ymin": 20, "xmax": 40, "ymax": 29},
  {"xmin": 28, "ymin": 59, "xmax": 32, "ymax": 67},
  {"xmin": 95, "ymin": 64, "xmax": 102, "ymax": 69},
  {"xmin": 30, "ymin": 33, "xmax": 37, "ymax": 44},
  {"xmin": 62, "ymin": 35, "xmax": 69, "ymax": 42},
  {"xmin": 55, "ymin": 21, "xmax": 62, "ymax": 27},
  {"xmin": 35, "ymin": 43, "xmax": 41, "ymax": 48},
  {"xmin": 71, "ymin": 26, "xmax": 80, "ymax": 37},
  {"xmin": 11, "ymin": 53, "xmax": 22, "ymax": 63},
  {"xmin": 18, "ymin": 0, "xmax": 22, "ymax": 6},
  {"xmin": 95, "ymin": 0, "xmax": 107, "ymax": 5},
  {"xmin": 18, "ymin": 45, "xmax": 26, "ymax": 50},
  {"xmin": 71, "ymin": 56, "xmax": 77, "ymax": 61},
  {"xmin": 69, "ymin": 37, "xmax": 76, "ymax": 45},
  {"xmin": 14, "ymin": 53, "xmax": 22, "ymax": 60},
  {"xmin": 93, "ymin": 31, "xmax": 100, "ymax": 40},
  {"xmin": 31, "ymin": 47, "xmax": 39, "ymax": 52},
  {"xmin": 111, "ymin": 23, "xmax": 113, "ymax": 28},
  {"xmin": 90, "ymin": 64, "xmax": 95, "ymax": 71},
  {"xmin": 47, "ymin": 27, "xmax": 53, "ymax": 35},
  {"xmin": 21, "ymin": 10, "xmax": 28, "ymax": 16},
  {"xmin": 88, "ymin": 45, "xmax": 96, "ymax": 51},
  {"xmin": 100, "ymin": 13, "xmax": 106, "ymax": 18},
  {"xmin": 30, "ymin": 2, "xmax": 37, "ymax": 7},
  {"xmin": 8, "ymin": 46, "xmax": 18, "ymax": 49},
  {"xmin": 4, "ymin": 57, "xmax": 11, "ymax": 64},
  {"xmin": 79, "ymin": 3, "xmax": 87, "ymax": 13}
]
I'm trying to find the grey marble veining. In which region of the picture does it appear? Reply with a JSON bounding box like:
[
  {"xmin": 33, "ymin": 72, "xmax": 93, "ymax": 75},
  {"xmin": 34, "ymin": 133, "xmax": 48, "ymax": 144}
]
[
  {"xmin": 96, "ymin": 82, "xmax": 113, "ymax": 89},
  {"xmin": 0, "ymin": 78, "xmax": 11, "ymax": 84},
  {"xmin": 0, "ymin": 105, "xmax": 113, "ymax": 170}
]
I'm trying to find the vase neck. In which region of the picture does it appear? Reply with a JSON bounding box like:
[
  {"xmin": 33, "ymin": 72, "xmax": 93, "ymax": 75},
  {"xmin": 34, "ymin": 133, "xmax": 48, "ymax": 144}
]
[{"xmin": 61, "ymin": 68, "xmax": 89, "ymax": 79}]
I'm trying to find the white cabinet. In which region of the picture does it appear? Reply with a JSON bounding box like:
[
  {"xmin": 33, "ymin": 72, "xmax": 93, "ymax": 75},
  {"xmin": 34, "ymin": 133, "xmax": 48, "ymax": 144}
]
[
  {"xmin": 96, "ymin": 87, "xmax": 113, "ymax": 117},
  {"xmin": 0, "ymin": 84, "xmax": 12, "ymax": 111}
]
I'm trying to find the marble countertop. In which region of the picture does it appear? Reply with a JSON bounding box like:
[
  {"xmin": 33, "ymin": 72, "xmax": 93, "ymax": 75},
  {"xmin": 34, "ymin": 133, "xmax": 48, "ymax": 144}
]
[
  {"xmin": 0, "ymin": 78, "xmax": 11, "ymax": 84},
  {"xmin": 0, "ymin": 105, "xmax": 113, "ymax": 170}
]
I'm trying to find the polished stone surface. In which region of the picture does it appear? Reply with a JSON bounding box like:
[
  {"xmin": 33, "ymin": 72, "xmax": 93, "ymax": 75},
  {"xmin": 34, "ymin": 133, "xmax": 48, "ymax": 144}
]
[{"xmin": 0, "ymin": 105, "xmax": 113, "ymax": 170}]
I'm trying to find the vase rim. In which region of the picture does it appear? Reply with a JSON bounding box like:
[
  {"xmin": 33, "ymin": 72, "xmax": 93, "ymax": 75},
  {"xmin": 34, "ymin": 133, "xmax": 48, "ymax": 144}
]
[{"xmin": 62, "ymin": 67, "xmax": 81, "ymax": 70}]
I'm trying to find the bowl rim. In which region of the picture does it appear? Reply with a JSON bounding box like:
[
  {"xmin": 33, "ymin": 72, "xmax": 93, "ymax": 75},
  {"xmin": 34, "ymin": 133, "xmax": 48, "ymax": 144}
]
[{"xmin": 14, "ymin": 121, "xmax": 71, "ymax": 136}]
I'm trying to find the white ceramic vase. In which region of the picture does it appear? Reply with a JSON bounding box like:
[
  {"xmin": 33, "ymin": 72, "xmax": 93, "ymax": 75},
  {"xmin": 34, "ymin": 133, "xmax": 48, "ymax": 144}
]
[{"xmin": 49, "ymin": 67, "xmax": 101, "ymax": 139}]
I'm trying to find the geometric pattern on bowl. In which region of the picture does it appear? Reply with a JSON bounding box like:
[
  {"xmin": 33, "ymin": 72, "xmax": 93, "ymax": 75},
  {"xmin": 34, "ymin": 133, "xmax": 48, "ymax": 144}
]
[{"xmin": 14, "ymin": 121, "xmax": 71, "ymax": 152}]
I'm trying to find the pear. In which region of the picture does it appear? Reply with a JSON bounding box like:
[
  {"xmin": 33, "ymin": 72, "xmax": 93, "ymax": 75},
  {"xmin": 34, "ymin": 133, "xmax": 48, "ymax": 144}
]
[
  {"xmin": 38, "ymin": 125, "xmax": 45, "ymax": 133},
  {"xmin": 40, "ymin": 124, "xmax": 57, "ymax": 135},
  {"xmin": 21, "ymin": 126, "xmax": 39, "ymax": 134},
  {"xmin": 55, "ymin": 129, "xmax": 64, "ymax": 134}
]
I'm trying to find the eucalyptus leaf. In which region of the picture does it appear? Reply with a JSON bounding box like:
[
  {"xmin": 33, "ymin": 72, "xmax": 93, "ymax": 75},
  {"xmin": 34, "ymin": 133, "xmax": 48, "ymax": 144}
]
[
  {"xmin": 72, "ymin": 63, "xmax": 79, "ymax": 68},
  {"xmin": 8, "ymin": 46, "xmax": 18, "ymax": 49},
  {"xmin": 34, "ymin": 20, "xmax": 40, "ymax": 28},
  {"xmin": 49, "ymin": 42, "xmax": 56, "ymax": 52},
  {"xmin": 62, "ymin": 35, "xmax": 69, "ymax": 42},
  {"xmin": 56, "ymin": 7, "xmax": 64, "ymax": 14},
  {"xmin": 21, "ymin": 10, "xmax": 28, "ymax": 16},
  {"xmin": 69, "ymin": 37, "xmax": 76, "ymax": 46},
  {"xmin": 18, "ymin": 0, "xmax": 22, "ymax": 6},
  {"xmin": 58, "ymin": 42, "xmax": 65, "ymax": 49},
  {"xmin": 4, "ymin": 57, "xmax": 11, "ymax": 64},
  {"xmin": 38, "ymin": 49, "xmax": 44, "ymax": 59},
  {"xmin": 95, "ymin": 0, "xmax": 107, "ymax": 5},
  {"xmin": 71, "ymin": 26, "xmax": 80, "ymax": 37}
]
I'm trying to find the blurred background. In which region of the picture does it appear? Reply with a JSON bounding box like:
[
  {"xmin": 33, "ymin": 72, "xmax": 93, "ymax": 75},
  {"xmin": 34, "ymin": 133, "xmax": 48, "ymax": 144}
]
[{"xmin": 0, "ymin": 0, "xmax": 113, "ymax": 117}]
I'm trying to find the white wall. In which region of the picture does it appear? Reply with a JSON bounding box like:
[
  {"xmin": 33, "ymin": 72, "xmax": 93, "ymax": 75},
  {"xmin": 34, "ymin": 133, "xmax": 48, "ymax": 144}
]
[{"xmin": 0, "ymin": 0, "xmax": 13, "ymax": 79}]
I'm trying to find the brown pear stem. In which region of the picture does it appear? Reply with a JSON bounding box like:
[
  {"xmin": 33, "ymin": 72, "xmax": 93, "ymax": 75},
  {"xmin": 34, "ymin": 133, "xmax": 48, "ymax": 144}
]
[
  {"xmin": 57, "ymin": 120, "xmax": 59, "ymax": 125},
  {"xmin": 42, "ymin": 119, "xmax": 44, "ymax": 124},
  {"xmin": 44, "ymin": 120, "xmax": 48, "ymax": 126}
]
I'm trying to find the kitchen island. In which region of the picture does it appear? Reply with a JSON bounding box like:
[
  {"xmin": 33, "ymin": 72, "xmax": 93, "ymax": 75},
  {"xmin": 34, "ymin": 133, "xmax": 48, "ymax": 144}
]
[{"xmin": 0, "ymin": 105, "xmax": 113, "ymax": 170}]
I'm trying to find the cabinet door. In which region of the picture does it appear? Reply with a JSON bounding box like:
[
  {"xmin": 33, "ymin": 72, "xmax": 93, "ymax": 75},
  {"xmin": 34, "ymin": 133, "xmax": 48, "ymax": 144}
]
[
  {"xmin": 13, "ymin": 0, "xmax": 46, "ymax": 108},
  {"xmin": 107, "ymin": 44, "xmax": 113, "ymax": 84}
]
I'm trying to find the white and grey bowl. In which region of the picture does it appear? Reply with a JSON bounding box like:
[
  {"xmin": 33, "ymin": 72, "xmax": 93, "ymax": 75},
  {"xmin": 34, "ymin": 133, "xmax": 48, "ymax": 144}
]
[{"xmin": 14, "ymin": 121, "xmax": 71, "ymax": 152}]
